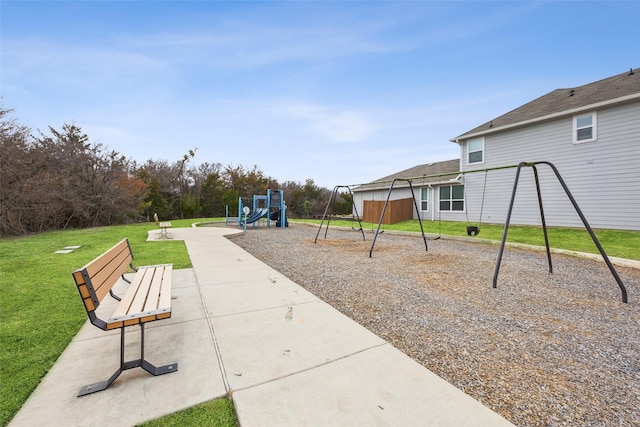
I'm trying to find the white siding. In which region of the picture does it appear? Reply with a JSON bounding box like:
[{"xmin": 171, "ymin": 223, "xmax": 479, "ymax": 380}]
[{"xmin": 461, "ymin": 102, "xmax": 640, "ymax": 230}]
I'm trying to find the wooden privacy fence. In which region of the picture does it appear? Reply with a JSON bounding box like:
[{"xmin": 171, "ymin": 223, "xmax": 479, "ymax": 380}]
[{"xmin": 363, "ymin": 198, "xmax": 414, "ymax": 225}]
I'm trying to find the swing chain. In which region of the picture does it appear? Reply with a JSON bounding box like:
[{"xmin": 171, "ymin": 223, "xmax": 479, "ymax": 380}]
[{"xmin": 465, "ymin": 170, "xmax": 488, "ymax": 236}]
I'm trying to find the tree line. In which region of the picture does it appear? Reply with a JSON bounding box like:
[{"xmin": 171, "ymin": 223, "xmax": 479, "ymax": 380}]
[{"xmin": 0, "ymin": 107, "xmax": 353, "ymax": 236}]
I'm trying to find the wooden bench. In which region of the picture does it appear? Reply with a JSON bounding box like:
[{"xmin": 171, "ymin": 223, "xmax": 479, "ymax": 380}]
[
  {"xmin": 153, "ymin": 213, "xmax": 172, "ymax": 238},
  {"xmin": 72, "ymin": 238, "xmax": 177, "ymax": 397}
]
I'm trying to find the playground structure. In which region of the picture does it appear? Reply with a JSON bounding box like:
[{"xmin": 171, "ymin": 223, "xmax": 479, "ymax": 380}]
[
  {"xmin": 314, "ymin": 160, "xmax": 628, "ymax": 303},
  {"xmin": 234, "ymin": 189, "xmax": 288, "ymax": 232}
]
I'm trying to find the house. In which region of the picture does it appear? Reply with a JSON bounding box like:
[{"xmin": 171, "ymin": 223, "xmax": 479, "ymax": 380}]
[
  {"xmin": 352, "ymin": 159, "xmax": 461, "ymax": 224},
  {"xmin": 355, "ymin": 68, "xmax": 640, "ymax": 231}
]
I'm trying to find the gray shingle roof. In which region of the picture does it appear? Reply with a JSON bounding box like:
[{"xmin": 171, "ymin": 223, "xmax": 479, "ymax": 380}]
[
  {"xmin": 453, "ymin": 68, "xmax": 640, "ymax": 141},
  {"xmin": 354, "ymin": 158, "xmax": 460, "ymax": 191}
]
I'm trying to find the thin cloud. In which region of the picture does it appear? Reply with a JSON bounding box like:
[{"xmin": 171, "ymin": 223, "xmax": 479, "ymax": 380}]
[
  {"xmin": 113, "ymin": 23, "xmax": 407, "ymax": 70},
  {"xmin": 281, "ymin": 102, "xmax": 376, "ymax": 143}
]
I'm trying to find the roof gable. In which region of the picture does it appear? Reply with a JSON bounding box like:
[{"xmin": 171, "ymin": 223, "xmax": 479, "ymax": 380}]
[
  {"xmin": 453, "ymin": 68, "xmax": 640, "ymax": 141},
  {"xmin": 355, "ymin": 158, "xmax": 460, "ymax": 191}
]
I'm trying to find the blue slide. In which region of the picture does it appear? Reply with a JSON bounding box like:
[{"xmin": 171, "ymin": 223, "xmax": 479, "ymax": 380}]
[{"xmin": 243, "ymin": 208, "xmax": 269, "ymax": 225}]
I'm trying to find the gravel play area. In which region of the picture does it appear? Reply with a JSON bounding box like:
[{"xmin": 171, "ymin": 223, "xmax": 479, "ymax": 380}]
[{"xmin": 227, "ymin": 223, "xmax": 640, "ymax": 427}]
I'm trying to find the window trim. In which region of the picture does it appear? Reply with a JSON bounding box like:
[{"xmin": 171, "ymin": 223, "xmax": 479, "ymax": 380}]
[
  {"xmin": 467, "ymin": 137, "xmax": 485, "ymax": 165},
  {"xmin": 573, "ymin": 111, "xmax": 597, "ymax": 144},
  {"xmin": 439, "ymin": 184, "xmax": 465, "ymax": 212},
  {"xmin": 420, "ymin": 187, "xmax": 429, "ymax": 212}
]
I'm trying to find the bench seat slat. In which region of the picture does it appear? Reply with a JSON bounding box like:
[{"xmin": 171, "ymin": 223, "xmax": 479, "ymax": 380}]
[
  {"xmin": 110, "ymin": 267, "xmax": 152, "ymax": 319},
  {"xmin": 157, "ymin": 264, "xmax": 173, "ymax": 310},
  {"xmin": 128, "ymin": 267, "xmax": 155, "ymax": 315},
  {"xmin": 107, "ymin": 264, "xmax": 173, "ymax": 329},
  {"xmin": 143, "ymin": 266, "xmax": 163, "ymax": 312},
  {"xmin": 109, "ymin": 307, "xmax": 171, "ymax": 323}
]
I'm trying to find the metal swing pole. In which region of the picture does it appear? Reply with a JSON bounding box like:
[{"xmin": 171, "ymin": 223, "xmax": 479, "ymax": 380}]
[
  {"xmin": 494, "ymin": 162, "xmax": 552, "ymax": 288},
  {"xmin": 493, "ymin": 161, "xmax": 628, "ymax": 303},
  {"xmin": 315, "ymin": 185, "xmax": 366, "ymax": 243},
  {"xmin": 493, "ymin": 162, "xmax": 525, "ymax": 288},
  {"xmin": 369, "ymin": 178, "xmax": 428, "ymax": 258},
  {"xmin": 407, "ymin": 179, "xmax": 429, "ymax": 252},
  {"xmin": 421, "ymin": 174, "xmax": 441, "ymax": 240},
  {"xmin": 346, "ymin": 186, "xmax": 366, "ymax": 240},
  {"xmin": 540, "ymin": 161, "xmax": 628, "ymax": 303},
  {"xmin": 531, "ymin": 164, "xmax": 553, "ymax": 273},
  {"xmin": 315, "ymin": 186, "xmax": 338, "ymax": 243},
  {"xmin": 369, "ymin": 181, "xmax": 395, "ymax": 257}
]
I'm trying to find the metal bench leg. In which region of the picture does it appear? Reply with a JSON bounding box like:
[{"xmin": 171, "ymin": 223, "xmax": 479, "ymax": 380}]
[
  {"xmin": 77, "ymin": 325, "xmax": 178, "ymax": 397},
  {"xmin": 139, "ymin": 323, "xmax": 178, "ymax": 376},
  {"xmin": 158, "ymin": 226, "xmax": 170, "ymax": 238}
]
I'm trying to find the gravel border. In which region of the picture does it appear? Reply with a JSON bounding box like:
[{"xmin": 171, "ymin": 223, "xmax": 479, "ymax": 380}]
[{"xmin": 228, "ymin": 223, "xmax": 640, "ymax": 426}]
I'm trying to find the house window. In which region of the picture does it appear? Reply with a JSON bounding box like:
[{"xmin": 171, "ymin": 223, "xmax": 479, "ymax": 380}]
[
  {"xmin": 439, "ymin": 185, "xmax": 464, "ymax": 211},
  {"xmin": 421, "ymin": 187, "xmax": 428, "ymax": 211},
  {"xmin": 467, "ymin": 137, "xmax": 484, "ymax": 164},
  {"xmin": 574, "ymin": 112, "xmax": 597, "ymax": 143}
]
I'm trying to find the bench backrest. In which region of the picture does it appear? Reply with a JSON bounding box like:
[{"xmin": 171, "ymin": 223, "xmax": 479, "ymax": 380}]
[{"xmin": 72, "ymin": 239, "xmax": 134, "ymax": 320}]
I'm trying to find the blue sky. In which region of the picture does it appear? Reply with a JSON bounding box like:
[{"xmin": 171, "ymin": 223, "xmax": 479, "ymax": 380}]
[{"xmin": 1, "ymin": 1, "xmax": 638, "ymax": 188}]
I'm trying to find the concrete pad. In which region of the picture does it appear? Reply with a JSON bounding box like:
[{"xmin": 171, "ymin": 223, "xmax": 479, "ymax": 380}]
[
  {"xmin": 195, "ymin": 264, "xmax": 289, "ymax": 286},
  {"xmin": 9, "ymin": 318, "xmax": 226, "ymax": 427},
  {"xmin": 233, "ymin": 344, "xmax": 514, "ymax": 427},
  {"xmin": 168, "ymin": 267, "xmax": 199, "ymax": 289},
  {"xmin": 187, "ymin": 245, "xmax": 267, "ymax": 269},
  {"xmin": 9, "ymin": 267, "xmax": 226, "ymax": 427},
  {"xmin": 212, "ymin": 300, "xmax": 386, "ymax": 390},
  {"xmin": 201, "ymin": 276, "xmax": 319, "ymax": 317},
  {"xmin": 194, "ymin": 251, "xmax": 267, "ymax": 269}
]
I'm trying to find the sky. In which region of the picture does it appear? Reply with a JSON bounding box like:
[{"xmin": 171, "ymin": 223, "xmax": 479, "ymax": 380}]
[{"xmin": 1, "ymin": 1, "xmax": 638, "ymax": 189}]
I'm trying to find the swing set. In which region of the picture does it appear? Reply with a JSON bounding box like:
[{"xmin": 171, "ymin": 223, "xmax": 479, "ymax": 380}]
[
  {"xmin": 314, "ymin": 185, "xmax": 365, "ymax": 243},
  {"xmin": 314, "ymin": 160, "xmax": 628, "ymax": 303},
  {"xmin": 368, "ymin": 178, "xmax": 428, "ymax": 258},
  {"xmin": 464, "ymin": 169, "xmax": 488, "ymax": 237}
]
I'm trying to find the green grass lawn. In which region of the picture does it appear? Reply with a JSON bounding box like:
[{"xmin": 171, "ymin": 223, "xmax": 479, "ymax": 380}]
[
  {"xmin": 139, "ymin": 398, "xmax": 237, "ymax": 427},
  {"xmin": 0, "ymin": 218, "xmax": 237, "ymax": 427},
  {"xmin": 1, "ymin": 217, "xmax": 637, "ymax": 426}
]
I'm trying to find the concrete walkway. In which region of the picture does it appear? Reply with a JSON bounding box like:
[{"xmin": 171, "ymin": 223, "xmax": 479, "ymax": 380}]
[{"xmin": 9, "ymin": 226, "xmax": 515, "ymax": 426}]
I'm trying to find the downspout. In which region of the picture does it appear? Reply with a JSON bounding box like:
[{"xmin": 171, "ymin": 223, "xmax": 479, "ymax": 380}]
[{"xmin": 455, "ymin": 138, "xmax": 463, "ymax": 173}]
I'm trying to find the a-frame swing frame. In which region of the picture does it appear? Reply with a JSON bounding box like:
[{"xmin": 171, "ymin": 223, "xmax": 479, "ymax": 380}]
[
  {"xmin": 315, "ymin": 185, "xmax": 366, "ymax": 243},
  {"xmin": 368, "ymin": 178, "xmax": 429, "ymax": 258},
  {"xmin": 493, "ymin": 161, "xmax": 629, "ymax": 303}
]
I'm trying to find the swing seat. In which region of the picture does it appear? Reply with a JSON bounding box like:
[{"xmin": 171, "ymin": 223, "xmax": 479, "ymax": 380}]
[{"xmin": 466, "ymin": 225, "xmax": 480, "ymax": 236}]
